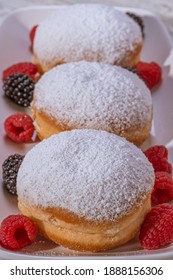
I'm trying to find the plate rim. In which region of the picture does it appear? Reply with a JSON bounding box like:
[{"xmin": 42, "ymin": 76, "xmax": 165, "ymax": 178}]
[{"xmin": 1, "ymin": 245, "xmax": 173, "ymax": 260}]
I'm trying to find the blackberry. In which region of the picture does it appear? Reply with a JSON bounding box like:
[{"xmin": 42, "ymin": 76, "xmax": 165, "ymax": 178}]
[
  {"xmin": 3, "ymin": 73, "xmax": 35, "ymax": 107},
  {"xmin": 2, "ymin": 154, "xmax": 24, "ymax": 195},
  {"xmin": 126, "ymin": 12, "xmax": 145, "ymax": 38},
  {"xmin": 124, "ymin": 66, "xmax": 138, "ymax": 74}
]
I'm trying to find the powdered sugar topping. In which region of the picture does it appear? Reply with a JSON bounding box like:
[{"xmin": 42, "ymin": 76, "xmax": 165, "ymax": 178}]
[
  {"xmin": 34, "ymin": 4, "xmax": 142, "ymax": 70},
  {"xmin": 33, "ymin": 61, "xmax": 152, "ymax": 135},
  {"xmin": 17, "ymin": 130, "xmax": 154, "ymax": 222}
]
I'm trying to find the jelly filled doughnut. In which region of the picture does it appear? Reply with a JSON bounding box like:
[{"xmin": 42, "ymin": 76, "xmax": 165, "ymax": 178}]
[
  {"xmin": 32, "ymin": 61, "xmax": 152, "ymax": 146},
  {"xmin": 17, "ymin": 129, "xmax": 155, "ymax": 252},
  {"xmin": 33, "ymin": 4, "xmax": 143, "ymax": 72}
]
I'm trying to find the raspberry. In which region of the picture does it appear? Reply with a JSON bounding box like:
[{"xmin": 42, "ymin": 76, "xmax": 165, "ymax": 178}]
[
  {"xmin": 2, "ymin": 154, "xmax": 24, "ymax": 195},
  {"xmin": 144, "ymin": 145, "xmax": 172, "ymax": 175},
  {"xmin": 4, "ymin": 113, "xmax": 35, "ymax": 143},
  {"xmin": 144, "ymin": 145, "xmax": 168, "ymax": 160},
  {"xmin": 126, "ymin": 12, "xmax": 144, "ymax": 38},
  {"xmin": 29, "ymin": 25, "xmax": 38, "ymax": 48},
  {"xmin": 3, "ymin": 73, "xmax": 35, "ymax": 107},
  {"xmin": 0, "ymin": 215, "xmax": 37, "ymax": 250},
  {"xmin": 134, "ymin": 61, "xmax": 162, "ymax": 90},
  {"xmin": 2, "ymin": 62, "xmax": 39, "ymax": 81},
  {"xmin": 152, "ymin": 158, "xmax": 172, "ymax": 175},
  {"xmin": 139, "ymin": 204, "xmax": 173, "ymax": 249},
  {"xmin": 151, "ymin": 172, "xmax": 173, "ymax": 204}
]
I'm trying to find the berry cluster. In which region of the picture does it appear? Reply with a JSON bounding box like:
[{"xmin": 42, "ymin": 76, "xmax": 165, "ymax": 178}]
[
  {"xmin": 0, "ymin": 27, "xmax": 41, "ymax": 252},
  {"xmin": 139, "ymin": 145, "xmax": 173, "ymax": 250},
  {"xmin": 0, "ymin": 27, "xmax": 41, "ymax": 251},
  {"xmin": 2, "ymin": 112, "xmax": 36, "ymax": 196},
  {"xmin": 144, "ymin": 145, "xmax": 173, "ymax": 205}
]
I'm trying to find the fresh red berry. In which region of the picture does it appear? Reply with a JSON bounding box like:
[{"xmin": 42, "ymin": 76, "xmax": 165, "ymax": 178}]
[
  {"xmin": 144, "ymin": 145, "xmax": 168, "ymax": 160},
  {"xmin": 139, "ymin": 204, "xmax": 173, "ymax": 249},
  {"xmin": 153, "ymin": 158, "xmax": 172, "ymax": 175},
  {"xmin": 152, "ymin": 172, "xmax": 173, "ymax": 204},
  {"xmin": 135, "ymin": 61, "xmax": 162, "ymax": 90},
  {"xmin": 29, "ymin": 25, "xmax": 38, "ymax": 48},
  {"xmin": 144, "ymin": 145, "xmax": 172, "ymax": 175},
  {"xmin": 149, "ymin": 156, "xmax": 172, "ymax": 175},
  {"xmin": 4, "ymin": 113, "xmax": 35, "ymax": 143},
  {"xmin": 0, "ymin": 215, "xmax": 37, "ymax": 250},
  {"xmin": 2, "ymin": 62, "xmax": 39, "ymax": 81}
]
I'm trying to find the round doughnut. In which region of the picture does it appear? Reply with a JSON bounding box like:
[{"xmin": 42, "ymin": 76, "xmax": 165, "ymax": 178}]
[
  {"xmin": 17, "ymin": 129, "xmax": 155, "ymax": 252},
  {"xmin": 33, "ymin": 4, "xmax": 143, "ymax": 72},
  {"xmin": 32, "ymin": 61, "xmax": 153, "ymax": 146}
]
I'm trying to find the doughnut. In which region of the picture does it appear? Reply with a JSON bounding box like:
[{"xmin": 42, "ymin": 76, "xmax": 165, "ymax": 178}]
[
  {"xmin": 32, "ymin": 61, "xmax": 153, "ymax": 146},
  {"xmin": 17, "ymin": 129, "xmax": 155, "ymax": 252},
  {"xmin": 33, "ymin": 4, "xmax": 143, "ymax": 72}
]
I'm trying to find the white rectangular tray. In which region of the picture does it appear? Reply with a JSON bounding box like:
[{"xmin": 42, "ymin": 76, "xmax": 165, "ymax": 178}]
[{"xmin": 0, "ymin": 5, "xmax": 173, "ymax": 259}]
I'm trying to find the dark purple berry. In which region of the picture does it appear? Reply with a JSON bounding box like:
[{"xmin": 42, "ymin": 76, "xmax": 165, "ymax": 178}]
[
  {"xmin": 3, "ymin": 73, "xmax": 35, "ymax": 107},
  {"xmin": 2, "ymin": 154, "xmax": 24, "ymax": 195}
]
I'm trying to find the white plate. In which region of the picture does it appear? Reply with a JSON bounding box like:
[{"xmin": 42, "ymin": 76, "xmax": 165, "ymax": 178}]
[{"xmin": 0, "ymin": 5, "xmax": 173, "ymax": 260}]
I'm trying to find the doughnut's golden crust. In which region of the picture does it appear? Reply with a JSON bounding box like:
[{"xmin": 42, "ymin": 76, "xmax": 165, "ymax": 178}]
[
  {"xmin": 18, "ymin": 194, "xmax": 151, "ymax": 252},
  {"xmin": 33, "ymin": 43, "xmax": 142, "ymax": 73},
  {"xmin": 32, "ymin": 106, "xmax": 152, "ymax": 146}
]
